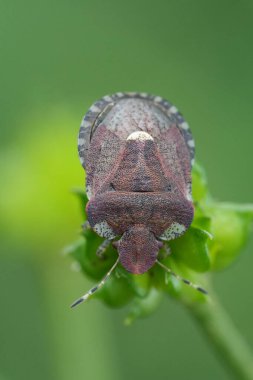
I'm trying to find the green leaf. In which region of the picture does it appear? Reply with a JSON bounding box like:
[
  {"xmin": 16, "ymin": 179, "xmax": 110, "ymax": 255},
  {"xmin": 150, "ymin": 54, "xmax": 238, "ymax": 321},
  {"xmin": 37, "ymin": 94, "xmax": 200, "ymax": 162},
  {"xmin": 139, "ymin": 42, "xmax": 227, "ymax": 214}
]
[
  {"xmin": 96, "ymin": 272, "xmax": 136, "ymax": 308},
  {"xmin": 124, "ymin": 288, "xmax": 163, "ymax": 325},
  {"xmin": 65, "ymin": 229, "xmax": 118, "ymax": 280},
  {"xmin": 192, "ymin": 215, "xmax": 211, "ymax": 231},
  {"xmin": 63, "ymin": 236, "xmax": 86, "ymax": 262},
  {"xmin": 72, "ymin": 188, "xmax": 88, "ymax": 218},
  {"xmin": 163, "ymin": 265, "xmax": 183, "ymax": 298},
  {"xmin": 170, "ymin": 226, "xmax": 211, "ymax": 272},
  {"xmin": 130, "ymin": 272, "xmax": 151, "ymax": 297},
  {"xmin": 159, "ymin": 256, "xmax": 209, "ymax": 301}
]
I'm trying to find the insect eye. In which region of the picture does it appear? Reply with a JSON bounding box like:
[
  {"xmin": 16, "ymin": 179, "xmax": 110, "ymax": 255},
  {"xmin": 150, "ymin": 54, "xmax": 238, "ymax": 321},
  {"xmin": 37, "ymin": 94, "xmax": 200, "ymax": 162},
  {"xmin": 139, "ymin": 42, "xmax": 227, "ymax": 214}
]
[{"xmin": 167, "ymin": 184, "xmax": 172, "ymax": 191}]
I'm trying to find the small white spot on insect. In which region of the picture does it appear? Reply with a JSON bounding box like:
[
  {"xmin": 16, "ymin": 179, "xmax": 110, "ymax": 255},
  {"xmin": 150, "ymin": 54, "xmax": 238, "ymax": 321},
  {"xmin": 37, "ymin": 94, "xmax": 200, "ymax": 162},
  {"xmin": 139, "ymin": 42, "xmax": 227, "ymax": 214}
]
[
  {"xmin": 180, "ymin": 122, "xmax": 189, "ymax": 130},
  {"xmin": 90, "ymin": 105, "xmax": 100, "ymax": 113},
  {"xmin": 126, "ymin": 92, "xmax": 137, "ymax": 97},
  {"xmin": 86, "ymin": 184, "xmax": 92, "ymax": 199},
  {"xmin": 186, "ymin": 193, "xmax": 192, "ymax": 201},
  {"xmin": 159, "ymin": 223, "xmax": 186, "ymax": 241},
  {"xmin": 103, "ymin": 95, "xmax": 112, "ymax": 102},
  {"xmin": 79, "ymin": 156, "xmax": 85, "ymax": 165},
  {"xmin": 191, "ymin": 158, "xmax": 195, "ymax": 166},
  {"xmin": 116, "ymin": 92, "xmax": 124, "ymax": 97},
  {"xmin": 93, "ymin": 220, "xmax": 116, "ymax": 239},
  {"xmin": 127, "ymin": 131, "xmax": 154, "ymax": 141},
  {"xmin": 186, "ymin": 183, "xmax": 192, "ymax": 201},
  {"xmin": 103, "ymin": 95, "xmax": 113, "ymax": 102},
  {"xmin": 169, "ymin": 106, "xmax": 178, "ymax": 114},
  {"xmin": 78, "ymin": 137, "xmax": 85, "ymax": 146},
  {"xmin": 188, "ymin": 139, "xmax": 195, "ymax": 148},
  {"xmin": 140, "ymin": 92, "xmax": 148, "ymax": 98},
  {"xmin": 154, "ymin": 96, "xmax": 162, "ymax": 102},
  {"xmin": 81, "ymin": 120, "xmax": 91, "ymax": 128}
]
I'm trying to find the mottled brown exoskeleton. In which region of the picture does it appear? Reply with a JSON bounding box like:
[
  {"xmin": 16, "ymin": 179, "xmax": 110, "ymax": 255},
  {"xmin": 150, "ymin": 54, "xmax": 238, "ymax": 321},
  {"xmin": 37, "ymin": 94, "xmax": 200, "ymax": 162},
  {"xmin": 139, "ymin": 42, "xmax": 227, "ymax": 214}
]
[{"xmin": 72, "ymin": 92, "xmax": 206, "ymax": 307}]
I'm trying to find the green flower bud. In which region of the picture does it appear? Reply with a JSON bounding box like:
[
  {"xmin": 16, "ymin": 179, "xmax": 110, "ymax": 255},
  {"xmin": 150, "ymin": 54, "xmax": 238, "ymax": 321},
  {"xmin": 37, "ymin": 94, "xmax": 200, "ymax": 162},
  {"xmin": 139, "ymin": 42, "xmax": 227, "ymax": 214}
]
[
  {"xmin": 96, "ymin": 272, "xmax": 135, "ymax": 308},
  {"xmin": 124, "ymin": 288, "xmax": 163, "ymax": 325},
  {"xmin": 170, "ymin": 226, "xmax": 211, "ymax": 272},
  {"xmin": 65, "ymin": 233, "xmax": 117, "ymax": 280},
  {"xmin": 192, "ymin": 162, "xmax": 209, "ymax": 202},
  {"xmin": 207, "ymin": 203, "xmax": 253, "ymax": 270}
]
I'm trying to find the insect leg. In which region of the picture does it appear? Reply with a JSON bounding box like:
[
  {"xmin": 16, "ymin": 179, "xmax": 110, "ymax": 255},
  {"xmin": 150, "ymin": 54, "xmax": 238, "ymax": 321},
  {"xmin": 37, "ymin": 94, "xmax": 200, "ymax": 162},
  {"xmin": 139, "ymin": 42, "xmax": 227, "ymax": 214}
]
[
  {"xmin": 82, "ymin": 221, "xmax": 91, "ymax": 232},
  {"xmin": 71, "ymin": 257, "xmax": 120, "ymax": 308},
  {"xmin": 96, "ymin": 239, "xmax": 111, "ymax": 259},
  {"xmin": 156, "ymin": 260, "xmax": 208, "ymax": 295},
  {"xmin": 158, "ymin": 244, "xmax": 171, "ymax": 260}
]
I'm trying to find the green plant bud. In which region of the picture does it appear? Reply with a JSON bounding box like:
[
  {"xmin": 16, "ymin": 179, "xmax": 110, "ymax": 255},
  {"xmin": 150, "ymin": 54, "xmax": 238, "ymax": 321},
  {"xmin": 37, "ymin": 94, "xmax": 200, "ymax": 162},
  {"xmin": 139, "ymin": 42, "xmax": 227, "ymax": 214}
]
[
  {"xmin": 124, "ymin": 288, "xmax": 163, "ymax": 325},
  {"xmin": 192, "ymin": 215, "xmax": 212, "ymax": 232},
  {"xmin": 153, "ymin": 256, "xmax": 184, "ymax": 297},
  {"xmin": 65, "ymin": 233, "xmax": 117, "ymax": 280},
  {"xmin": 130, "ymin": 272, "xmax": 151, "ymax": 297},
  {"xmin": 208, "ymin": 203, "xmax": 253, "ymax": 270},
  {"xmin": 164, "ymin": 272, "xmax": 182, "ymax": 298},
  {"xmin": 170, "ymin": 226, "xmax": 211, "ymax": 272},
  {"xmin": 162, "ymin": 263, "xmax": 209, "ymax": 303},
  {"xmin": 192, "ymin": 162, "xmax": 209, "ymax": 202},
  {"xmin": 95, "ymin": 273, "xmax": 136, "ymax": 308},
  {"xmin": 148, "ymin": 259, "xmax": 170, "ymax": 290}
]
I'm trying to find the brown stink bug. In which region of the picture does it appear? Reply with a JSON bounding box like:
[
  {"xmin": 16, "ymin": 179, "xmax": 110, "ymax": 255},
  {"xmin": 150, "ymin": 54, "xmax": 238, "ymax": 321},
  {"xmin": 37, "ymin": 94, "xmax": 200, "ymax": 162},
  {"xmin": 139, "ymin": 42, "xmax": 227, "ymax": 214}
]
[{"xmin": 71, "ymin": 92, "xmax": 207, "ymax": 307}]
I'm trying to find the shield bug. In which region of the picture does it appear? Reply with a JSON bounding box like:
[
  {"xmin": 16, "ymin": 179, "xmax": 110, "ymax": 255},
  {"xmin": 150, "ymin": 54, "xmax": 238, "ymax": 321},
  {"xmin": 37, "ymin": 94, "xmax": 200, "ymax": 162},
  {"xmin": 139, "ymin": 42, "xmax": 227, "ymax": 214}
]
[{"xmin": 72, "ymin": 92, "xmax": 207, "ymax": 307}]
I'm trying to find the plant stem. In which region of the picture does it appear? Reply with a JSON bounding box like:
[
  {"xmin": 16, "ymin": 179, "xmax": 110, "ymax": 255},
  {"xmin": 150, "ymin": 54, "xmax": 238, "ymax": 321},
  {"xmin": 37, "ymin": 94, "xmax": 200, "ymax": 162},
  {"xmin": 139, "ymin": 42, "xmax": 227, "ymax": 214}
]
[{"xmin": 186, "ymin": 293, "xmax": 253, "ymax": 380}]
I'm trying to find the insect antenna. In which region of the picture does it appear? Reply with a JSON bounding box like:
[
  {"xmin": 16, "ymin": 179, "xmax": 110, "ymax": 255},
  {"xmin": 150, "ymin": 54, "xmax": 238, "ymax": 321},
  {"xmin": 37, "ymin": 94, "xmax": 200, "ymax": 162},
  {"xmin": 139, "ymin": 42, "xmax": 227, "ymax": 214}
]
[
  {"xmin": 156, "ymin": 260, "xmax": 208, "ymax": 295},
  {"xmin": 71, "ymin": 257, "xmax": 120, "ymax": 308}
]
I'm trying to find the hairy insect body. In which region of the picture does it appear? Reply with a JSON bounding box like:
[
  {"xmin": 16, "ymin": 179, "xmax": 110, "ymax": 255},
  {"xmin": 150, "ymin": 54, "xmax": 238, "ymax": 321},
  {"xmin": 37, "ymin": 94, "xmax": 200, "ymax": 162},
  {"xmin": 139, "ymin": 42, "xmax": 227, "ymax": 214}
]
[{"xmin": 79, "ymin": 93, "xmax": 195, "ymax": 275}]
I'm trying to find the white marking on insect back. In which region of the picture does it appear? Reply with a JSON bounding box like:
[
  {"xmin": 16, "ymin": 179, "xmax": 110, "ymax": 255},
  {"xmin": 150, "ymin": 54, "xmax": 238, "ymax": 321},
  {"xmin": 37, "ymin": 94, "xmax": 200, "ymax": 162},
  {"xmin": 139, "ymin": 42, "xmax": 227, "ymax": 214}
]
[
  {"xmin": 93, "ymin": 220, "xmax": 116, "ymax": 239},
  {"xmin": 127, "ymin": 131, "xmax": 154, "ymax": 141},
  {"xmin": 187, "ymin": 139, "xmax": 195, "ymax": 148},
  {"xmin": 180, "ymin": 122, "xmax": 189, "ymax": 130},
  {"xmin": 86, "ymin": 184, "xmax": 92, "ymax": 199},
  {"xmin": 126, "ymin": 92, "xmax": 137, "ymax": 97},
  {"xmin": 159, "ymin": 223, "xmax": 186, "ymax": 241},
  {"xmin": 140, "ymin": 92, "xmax": 148, "ymax": 98},
  {"xmin": 169, "ymin": 106, "xmax": 178, "ymax": 114},
  {"xmin": 90, "ymin": 105, "xmax": 101, "ymax": 113},
  {"xmin": 103, "ymin": 95, "xmax": 113, "ymax": 102},
  {"xmin": 186, "ymin": 183, "xmax": 192, "ymax": 201},
  {"xmin": 154, "ymin": 96, "xmax": 162, "ymax": 102},
  {"xmin": 81, "ymin": 120, "xmax": 91, "ymax": 128},
  {"xmin": 116, "ymin": 92, "xmax": 124, "ymax": 97},
  {"xmin": 186, "ymin": 193, "xmax": 192, "ymax": 201},
  {"xmin": 78, "ymin": 137, "xmax": 85, "ymax": 146}
]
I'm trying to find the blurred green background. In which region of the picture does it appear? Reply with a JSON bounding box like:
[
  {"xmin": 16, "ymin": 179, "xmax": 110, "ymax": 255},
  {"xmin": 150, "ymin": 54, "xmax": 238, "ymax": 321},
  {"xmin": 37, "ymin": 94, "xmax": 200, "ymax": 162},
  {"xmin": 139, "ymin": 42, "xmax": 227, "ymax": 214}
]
[{"xmin": 0, "ymin": 1, "xmax": 253, "ymax": 379}]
